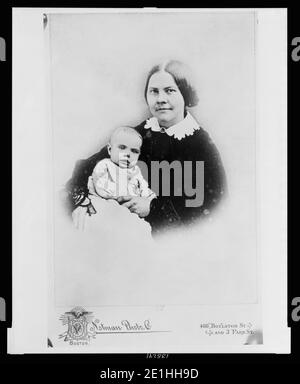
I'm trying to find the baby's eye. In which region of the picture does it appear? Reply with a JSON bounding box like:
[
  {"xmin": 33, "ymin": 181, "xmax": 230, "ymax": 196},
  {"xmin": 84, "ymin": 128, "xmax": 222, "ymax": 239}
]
[
  {"xmin": 118, "ymin": 145, "xmax": 126, "ymax": 150},
  {"xmin": 131, "ymin": 149, "xmax": 140, "ymax": 154}
]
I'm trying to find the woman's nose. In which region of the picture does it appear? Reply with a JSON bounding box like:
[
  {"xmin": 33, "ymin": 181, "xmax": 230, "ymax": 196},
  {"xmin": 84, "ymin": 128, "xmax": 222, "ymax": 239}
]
[{"xmin": 157, "ymin": 91, "xmax": 167, "ymax": 103}]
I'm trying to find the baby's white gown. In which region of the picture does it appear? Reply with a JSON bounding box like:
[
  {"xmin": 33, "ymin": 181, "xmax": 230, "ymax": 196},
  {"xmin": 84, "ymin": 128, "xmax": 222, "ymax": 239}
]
[
  {"xmin": 85, "ymin": 194, "xmax": 153, "ymax": 246},
  {"xmin": 84, "ymin": 159, "xmax": 154, "ymax": 248},
  {"xmin": 54, "ymin": 160, "xmax": 156, "ymax": 306}
]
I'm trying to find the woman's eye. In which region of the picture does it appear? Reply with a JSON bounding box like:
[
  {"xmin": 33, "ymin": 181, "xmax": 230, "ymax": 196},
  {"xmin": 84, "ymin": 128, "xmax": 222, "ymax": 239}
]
[
  {"xmin": 166, "ymin": 88, "xmax": 176, "ymax": 94},
  {"xmin": 149, "ymin": 89, "xmax": 158, "ymax": 94}
]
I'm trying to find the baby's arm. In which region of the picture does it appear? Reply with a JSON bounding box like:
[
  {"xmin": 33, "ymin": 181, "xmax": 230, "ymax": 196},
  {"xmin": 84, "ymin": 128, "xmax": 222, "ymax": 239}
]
[
  {"xmin": 135, "ymin": 167, "xmax": 156, "ymax": 200},
  {"xmin": 90, "ymin": 160, "xmax": 114, "ymax": 199}
]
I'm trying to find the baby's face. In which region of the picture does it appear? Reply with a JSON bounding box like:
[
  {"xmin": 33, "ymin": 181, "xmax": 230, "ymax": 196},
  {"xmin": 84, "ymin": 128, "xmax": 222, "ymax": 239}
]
[{"xmin": 108, "ymin": 131, "xmax": 142, "ymax": 169}]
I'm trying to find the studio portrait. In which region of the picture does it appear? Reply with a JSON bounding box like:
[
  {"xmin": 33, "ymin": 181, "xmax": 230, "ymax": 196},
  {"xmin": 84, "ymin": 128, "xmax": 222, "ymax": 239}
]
[{"xmin": 47, "ymin": 10, "xmax": 258, "ymax": 308}]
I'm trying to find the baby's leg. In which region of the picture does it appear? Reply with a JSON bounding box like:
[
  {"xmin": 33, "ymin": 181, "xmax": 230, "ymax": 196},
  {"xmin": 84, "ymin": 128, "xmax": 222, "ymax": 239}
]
[{"xmin": 87, "ymin": 195, "xmax": 152, "ymax": 243}]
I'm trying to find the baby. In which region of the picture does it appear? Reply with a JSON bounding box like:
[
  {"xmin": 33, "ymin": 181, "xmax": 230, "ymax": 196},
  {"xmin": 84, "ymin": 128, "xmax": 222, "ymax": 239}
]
[
  {"xmin": 88, "ymin": 126, "xmax": 155, "ymax": 202},
  {"xmin": 85, "ymin": 126, "xmax": 155, "ymax": 241}
]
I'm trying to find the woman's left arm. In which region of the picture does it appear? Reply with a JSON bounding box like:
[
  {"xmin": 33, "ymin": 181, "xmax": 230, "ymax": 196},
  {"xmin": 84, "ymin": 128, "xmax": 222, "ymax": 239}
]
[{"xmin": 65, "ymin": 146, "xmax": 109, "ymax": 213}]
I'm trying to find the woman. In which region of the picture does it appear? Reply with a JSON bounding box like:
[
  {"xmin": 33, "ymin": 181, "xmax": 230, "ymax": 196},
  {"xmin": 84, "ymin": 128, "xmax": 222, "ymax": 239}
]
[{"xmin": 66, "ymin": 60, "xmax": 227, "ymax": 236}]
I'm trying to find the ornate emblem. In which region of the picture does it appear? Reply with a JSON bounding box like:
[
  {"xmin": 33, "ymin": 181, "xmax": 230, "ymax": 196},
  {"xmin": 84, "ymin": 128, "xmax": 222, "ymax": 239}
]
[{"xmin": 59, "ymin": 306, "xmax": 97, "ymax": 343}]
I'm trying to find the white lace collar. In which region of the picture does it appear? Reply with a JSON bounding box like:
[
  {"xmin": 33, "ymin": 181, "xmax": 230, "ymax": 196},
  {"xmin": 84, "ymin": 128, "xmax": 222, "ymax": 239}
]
[{"xmin": 144, "ymin": 112, "xmax": 200, "ymax": 141}]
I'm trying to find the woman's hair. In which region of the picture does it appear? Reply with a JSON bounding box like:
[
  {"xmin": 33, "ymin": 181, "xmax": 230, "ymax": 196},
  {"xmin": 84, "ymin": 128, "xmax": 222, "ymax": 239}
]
[{"xmin": 144, "ymin": 60, "xmax": 199, "ymax": 108}]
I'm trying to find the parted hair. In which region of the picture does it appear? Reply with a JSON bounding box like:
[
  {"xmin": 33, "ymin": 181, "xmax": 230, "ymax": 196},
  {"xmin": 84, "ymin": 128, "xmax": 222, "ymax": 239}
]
[{"xmin": 144, "ymin": 60, "xmax": 199, "ymax": 108}]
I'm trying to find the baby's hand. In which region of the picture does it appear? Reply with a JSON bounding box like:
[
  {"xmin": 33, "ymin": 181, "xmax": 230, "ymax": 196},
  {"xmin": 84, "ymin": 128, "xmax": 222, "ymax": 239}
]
[{"xmin": 117, "ymin": 196, "xmax": 151, "ymax": 218}]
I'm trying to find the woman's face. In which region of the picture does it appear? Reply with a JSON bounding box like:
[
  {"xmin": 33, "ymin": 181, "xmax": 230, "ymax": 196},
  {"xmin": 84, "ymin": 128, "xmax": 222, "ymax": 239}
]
[{"xmin": 146, "ymin": 71, "xmax": 185, "ymax": 128}]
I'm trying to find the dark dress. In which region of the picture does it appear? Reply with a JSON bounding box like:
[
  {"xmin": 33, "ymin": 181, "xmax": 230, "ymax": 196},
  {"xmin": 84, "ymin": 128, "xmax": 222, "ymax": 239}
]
[{"xmin": 66, "ymin": 119, "xmax": 227, "ymax": 236}]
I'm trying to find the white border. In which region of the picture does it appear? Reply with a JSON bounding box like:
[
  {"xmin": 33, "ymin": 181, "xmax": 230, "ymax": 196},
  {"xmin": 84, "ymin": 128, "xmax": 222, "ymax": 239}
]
[{"xmin": 10, "ymin": 7, "xmax": 288, "ymax": 354}]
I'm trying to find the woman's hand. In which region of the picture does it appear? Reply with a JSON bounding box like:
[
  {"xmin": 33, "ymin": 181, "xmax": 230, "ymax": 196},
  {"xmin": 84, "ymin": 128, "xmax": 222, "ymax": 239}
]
[
  {"xmin": 117, "ymin": 196, "xmax": 151, "ymax": 218},
  {"xmin": 72, "ymin": 206, "xmax": 88, "ymax": 231}
]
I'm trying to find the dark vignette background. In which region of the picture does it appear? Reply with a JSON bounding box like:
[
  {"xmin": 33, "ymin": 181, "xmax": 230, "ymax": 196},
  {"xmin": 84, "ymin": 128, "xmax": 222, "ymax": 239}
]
[{"xmin": 0, "ymin": 1, "xmax": 298, "ymax": 381}]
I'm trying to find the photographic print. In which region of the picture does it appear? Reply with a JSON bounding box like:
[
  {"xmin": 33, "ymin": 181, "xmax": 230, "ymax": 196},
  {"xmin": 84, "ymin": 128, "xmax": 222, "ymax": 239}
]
[
  {"xmin": 11, "ymin": 8, "xmax": 289, "ymax": 353},
  {"xmin": 43, "ymin": 9, "xmax": 261, "ymax": 350}
]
